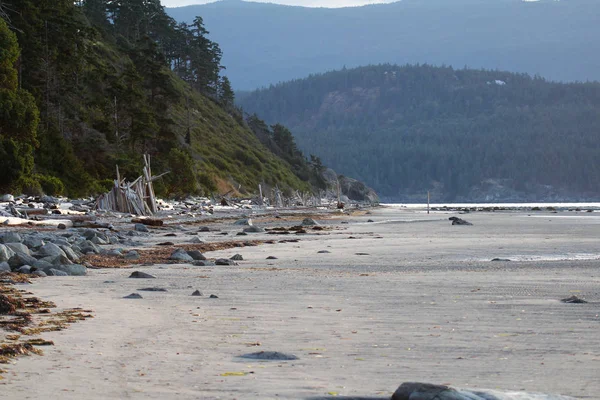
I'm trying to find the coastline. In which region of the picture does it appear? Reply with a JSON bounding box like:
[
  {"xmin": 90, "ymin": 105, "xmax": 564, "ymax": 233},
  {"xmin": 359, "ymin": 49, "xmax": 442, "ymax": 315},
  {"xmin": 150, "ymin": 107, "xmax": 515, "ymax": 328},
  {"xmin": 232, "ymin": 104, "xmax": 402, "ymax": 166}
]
[{"xmin": 1, "ymin": 205, "xmax": 599, "ymax": 399}]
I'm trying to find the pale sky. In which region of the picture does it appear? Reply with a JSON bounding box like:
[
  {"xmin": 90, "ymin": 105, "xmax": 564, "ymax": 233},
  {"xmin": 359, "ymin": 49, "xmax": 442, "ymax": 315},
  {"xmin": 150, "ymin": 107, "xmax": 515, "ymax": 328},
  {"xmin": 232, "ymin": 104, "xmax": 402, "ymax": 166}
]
[{"xmin": 161, "ymin": 0, "xmax": 398, "ymax": 8}]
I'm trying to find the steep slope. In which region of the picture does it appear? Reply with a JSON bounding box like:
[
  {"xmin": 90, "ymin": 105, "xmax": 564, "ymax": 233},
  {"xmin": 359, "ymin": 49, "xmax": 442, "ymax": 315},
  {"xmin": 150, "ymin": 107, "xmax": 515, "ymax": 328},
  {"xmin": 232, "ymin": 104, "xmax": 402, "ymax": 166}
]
[
  {"xmin": 167, "ymin": 0, "xmax": 600, "ymax": 90},
  {"xmin": 0, "ymin": 1, "xmax": 310, "ymax": 198},
  {"xmin": 239, "ymin": 64, "xmax": 600, "ymax": 201}
]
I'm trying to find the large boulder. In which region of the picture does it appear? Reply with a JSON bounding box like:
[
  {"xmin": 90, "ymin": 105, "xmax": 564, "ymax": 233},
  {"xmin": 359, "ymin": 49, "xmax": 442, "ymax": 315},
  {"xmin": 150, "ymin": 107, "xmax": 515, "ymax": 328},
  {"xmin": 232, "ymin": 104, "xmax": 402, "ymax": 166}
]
[
  {"xmin": 36, "ymin": 243, "xmax": 67, "ymax": 258},
  {"xmin": 338, "ymin": 175, "xmax": 379, "ymax": 203},
  {"xmin": 0, "ymin": 232, "xmax": 23, "ymax": 244},
  {"xmin": 169, "ymin": 249, "xmax": 194, "ymax": 263},
  {"xmin": 5, "ymin": 243, "xmax": 30, "ymax": 256},
  {"xmin": 0, "ymin": 244, "xmax": 16, "ymax": 263},
  {"xmin": 0, "ymin": 262, "xmax": 10, "ymax": 272},
  {"xmin": 8, "ymin": 253, "xmax": 38, "ymax": 269}
]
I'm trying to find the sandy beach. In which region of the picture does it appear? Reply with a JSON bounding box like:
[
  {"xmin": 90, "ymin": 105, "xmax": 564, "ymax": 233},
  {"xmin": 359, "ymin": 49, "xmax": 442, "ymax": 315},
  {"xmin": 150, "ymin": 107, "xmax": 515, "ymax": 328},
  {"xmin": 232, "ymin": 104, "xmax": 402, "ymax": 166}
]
[{"xmin": 1, "ymin": 206, "xmax": 599, "ymax": 399}]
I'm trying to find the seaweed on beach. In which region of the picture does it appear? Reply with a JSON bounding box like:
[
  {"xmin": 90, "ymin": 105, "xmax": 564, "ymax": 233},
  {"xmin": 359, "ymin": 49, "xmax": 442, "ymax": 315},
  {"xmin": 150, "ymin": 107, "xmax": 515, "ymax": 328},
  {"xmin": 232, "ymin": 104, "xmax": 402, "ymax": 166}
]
[
  {"xmin": 82, "ymin": 240, "xmax": 265, "ymax": 268},
  {"xmin": 0, "ymin": 281, "xmax": 93, "ymax": 379}
]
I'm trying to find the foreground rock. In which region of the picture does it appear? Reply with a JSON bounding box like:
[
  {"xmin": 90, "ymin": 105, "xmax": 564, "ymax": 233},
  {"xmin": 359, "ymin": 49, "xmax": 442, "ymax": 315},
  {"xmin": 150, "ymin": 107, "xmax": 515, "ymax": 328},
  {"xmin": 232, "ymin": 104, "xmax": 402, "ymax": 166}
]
[
  {"xmin": 391, "ymin": 382, "xmax": 576, "ymax": 400},
  {"xmin": 449, "ymin": 216, "xmax": 473, "ymax": 226}
]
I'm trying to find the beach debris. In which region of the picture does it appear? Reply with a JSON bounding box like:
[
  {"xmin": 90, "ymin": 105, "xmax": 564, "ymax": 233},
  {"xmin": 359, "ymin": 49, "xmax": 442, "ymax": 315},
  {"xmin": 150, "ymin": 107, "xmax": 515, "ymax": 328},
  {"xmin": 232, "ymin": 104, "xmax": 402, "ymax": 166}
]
[
  {"xmin": 96, "ymin": 155, "xmax": 165, "ymax": 216},
  {"xmin": 355, "ymin": 253, "xmax": 369, "ymax": 256},
  {"xmin": 561, "ymin": 295, "xmax": 587, "ymax": 304},
  {"xmin": 239, "ymin": 351, "xmax": 299, "ymax": 360},
  {"xmin": 128, "ymin": 271, "xmax": 156, "ymax": 279},
  {"xmin": 123, "ymin": 293, "xmax": 143, "ymax": 299},
  {"xmin": 191, "ymin": 290, "xmax": 203, "ymax": 296},
  {"xmin": 449, "ymin": 216, "xmax": 473, "ymax": 225},
  {"xmin": 391, "ymin": 382, "xmax": 577, "ymax": 400},
  {"xmin": 131, "ymin": 218, "xmax": 163, "ymax": 227},
  {"xmin": 220, "ymin": 371, "xmax": 249, "ymax": 376},
  {"xmin": 209, "ymin": 294, "xmax": 219, "ymax": 298},
  {"xmin": 138, "ymin": 287, "xmax": 168, "ymax": 292},
  {"xmin": 230, "ymin": 254, "xmax": 244, "ymax": 261}
]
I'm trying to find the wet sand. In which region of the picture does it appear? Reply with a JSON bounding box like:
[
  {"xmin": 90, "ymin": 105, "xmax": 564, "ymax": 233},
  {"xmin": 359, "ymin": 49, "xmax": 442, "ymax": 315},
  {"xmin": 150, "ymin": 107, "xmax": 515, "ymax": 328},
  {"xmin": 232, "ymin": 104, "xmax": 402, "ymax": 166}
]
[{"xmin": 1, "ymin": 207, "xmax": 599, "ymax": 399}]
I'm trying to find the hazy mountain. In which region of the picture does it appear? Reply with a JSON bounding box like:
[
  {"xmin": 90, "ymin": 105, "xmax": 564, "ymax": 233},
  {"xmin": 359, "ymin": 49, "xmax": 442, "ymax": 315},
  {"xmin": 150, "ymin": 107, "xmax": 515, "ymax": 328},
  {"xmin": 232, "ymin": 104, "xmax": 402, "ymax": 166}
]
[
  {"xmin": 239, "ymin": 64, "xmax": 600, "ymax": 201},
  {"xmin": 167, "ymin": 0, "xmax": 600, "ymax": 90}
]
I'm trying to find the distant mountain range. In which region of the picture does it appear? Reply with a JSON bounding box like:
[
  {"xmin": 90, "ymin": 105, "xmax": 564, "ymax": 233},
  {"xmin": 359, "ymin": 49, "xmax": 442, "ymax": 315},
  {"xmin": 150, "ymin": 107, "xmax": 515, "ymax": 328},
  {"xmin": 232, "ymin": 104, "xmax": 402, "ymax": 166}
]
[
  {"xmin": 167, "ymin": 0, "xmax": 600, "ymax": 90},
  {"xmin": 239, "ymin": 64, "xmax": 600, "ymax": 202}
]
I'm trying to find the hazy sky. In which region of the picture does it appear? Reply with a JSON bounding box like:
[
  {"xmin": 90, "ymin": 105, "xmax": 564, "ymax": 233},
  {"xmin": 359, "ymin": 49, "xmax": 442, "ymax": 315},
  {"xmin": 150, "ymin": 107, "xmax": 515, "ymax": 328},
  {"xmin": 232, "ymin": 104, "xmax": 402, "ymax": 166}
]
[{"xmin": 161, "ymin": 0, "xmax": 398, "ymax": 8}]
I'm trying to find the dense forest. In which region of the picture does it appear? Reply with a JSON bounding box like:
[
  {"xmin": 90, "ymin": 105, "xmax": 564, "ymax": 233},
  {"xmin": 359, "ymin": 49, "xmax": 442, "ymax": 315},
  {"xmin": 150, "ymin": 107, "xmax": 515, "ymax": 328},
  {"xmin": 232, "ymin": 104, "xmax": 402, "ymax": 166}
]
[
  {"xmin": 0, "ymin": 0, "xmax": 321, "ymax": 198},
  {"xmin": 239, "ymin": 64, "xmax": 600, "ymax": 201},
  {"xmin": 168, "ymin": 0, "xmax": 600, "ymax": 90}
]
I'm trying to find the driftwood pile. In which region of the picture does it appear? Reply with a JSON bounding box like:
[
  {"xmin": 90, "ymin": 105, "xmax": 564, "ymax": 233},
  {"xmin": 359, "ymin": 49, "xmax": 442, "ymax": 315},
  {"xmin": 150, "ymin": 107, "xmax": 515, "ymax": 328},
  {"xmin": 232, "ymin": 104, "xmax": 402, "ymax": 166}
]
[{"xmin": 96, "ymin": 155, "xmax": 167, "ymax": 216}]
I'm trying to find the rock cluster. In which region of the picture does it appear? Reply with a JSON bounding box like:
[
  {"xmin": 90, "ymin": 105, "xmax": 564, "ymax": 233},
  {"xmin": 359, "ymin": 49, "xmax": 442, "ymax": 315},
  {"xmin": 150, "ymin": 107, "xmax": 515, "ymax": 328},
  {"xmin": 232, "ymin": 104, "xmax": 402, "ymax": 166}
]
[{"xmin": 0, "ymin": 225, "xmax": 147, "ymax": 277}]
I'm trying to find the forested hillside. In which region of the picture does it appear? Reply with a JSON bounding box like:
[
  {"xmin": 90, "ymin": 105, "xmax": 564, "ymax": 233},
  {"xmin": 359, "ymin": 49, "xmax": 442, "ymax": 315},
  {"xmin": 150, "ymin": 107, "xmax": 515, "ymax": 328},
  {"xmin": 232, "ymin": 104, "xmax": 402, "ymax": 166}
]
[
  {"xmin": 239, "ymin": 64, "xmax": 600, "ymax": 201},
  {"xmin": 0, "ymin": 0, "xmax": 320, "ymax": 198},
  {"xmin": 168, "ymin": 0, "xmax": 600, "ymax": 90}
]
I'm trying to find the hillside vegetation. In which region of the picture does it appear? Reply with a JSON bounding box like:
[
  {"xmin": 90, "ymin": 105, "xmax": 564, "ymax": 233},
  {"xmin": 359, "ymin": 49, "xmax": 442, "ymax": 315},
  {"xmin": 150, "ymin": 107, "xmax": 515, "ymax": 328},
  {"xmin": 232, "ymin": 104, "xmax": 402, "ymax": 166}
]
[
  {"xmin": 168, "ymin": 0, "xmax": 600, "ymax": 90},
  {"xmin": 239, "ymin": 64, "xmax": 600, "ymax": 201},
  {"xmin": 0, "ymin": 0, "xmax": 318, "ymax": 198}
]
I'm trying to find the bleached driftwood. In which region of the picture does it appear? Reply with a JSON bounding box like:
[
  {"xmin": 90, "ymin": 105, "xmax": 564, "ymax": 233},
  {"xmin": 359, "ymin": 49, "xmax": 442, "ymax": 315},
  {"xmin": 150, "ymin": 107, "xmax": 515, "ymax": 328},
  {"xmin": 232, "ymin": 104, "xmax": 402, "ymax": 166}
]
[{"xmin": 96, "ymin": 154, "xmax": 166, "ymax": 216}]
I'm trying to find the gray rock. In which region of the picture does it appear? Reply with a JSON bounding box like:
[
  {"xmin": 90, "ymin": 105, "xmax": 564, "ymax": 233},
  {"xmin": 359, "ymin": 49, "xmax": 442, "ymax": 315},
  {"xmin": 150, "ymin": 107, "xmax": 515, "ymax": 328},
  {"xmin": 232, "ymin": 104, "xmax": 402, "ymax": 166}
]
[
  {"xmin": 301, "ymin": 218, "xmax": 319, "ymax": 226},
  {"xmin": 82, "ymin": 229, "xmax": 98, "ymax": 240},
  {"xmin": 266, "ymin": 256, "xmax": 278, "ymax": 260},
  {"xmin": 491, "ymin": 258, "xmax": 511, "ymax": 262},
  {"xmin": 23, "ymin": 236, "xmax": 45, "ymax": 249},
  {"xmin": 234, "ymin": 218, "xmax": 252, "ymax": 226},
  {"xmin": 192, "ymin": 261, "xmax": 207, "ymax": 266},
  {"xmin": 561, "ymin": 295, "xmax": 587, "ymax": 304},
  {"xmin": 129, "ymin": 271, "xmax": 156, "ymax": 279},
  {"xmin": 188, "ymin": 237, "xmax": 204, "ymax": 244},
  {"xmin": 135, "ymin": 224, "xmax": 149, "ymax": 233},
  {"xmin": 392, "ymin": 382, "xmax": 577, "ymax": 400},
  {"xmin": 1, "ymin": 194, "xmax": 15, "ymax": 202},
  {"xmin": 449, "ymin": 216, "xmax": 473, "ymax": 226},
  {"xmin": 91, "ymin": 235, "xmax": 108, "ymax": 245},
  {"xmin": 0, "ymin": 244, "xmax": 16, "ymax": 262},
  {"xmin": 40, "ymin": 254, "xmax": 73, "ymax": 266},
  {"xmin": 236, "ymin": 232, "xmax": 248, "ymax": 236},
  {"xmin": 169, "ymin": 249, "xmax": 194, "ymax": 263},
  {"xmin": 48, "ymin": 268, "xmax": 69, "ymax": 277},
  {"xmin": 17, "ymin": 265, "xmax": 32, "ymax": 274},
  {"xmin": 60, "ymin": 245, "xmax": 80, "ymax": 262},
  {"xmin": 124, "ymin": 251, "xmax": 140, "ymax": 260},
  {"xmin": 191, "ymin": 290, "xmax": 203, "ymax": 296},
  {"xmin": 209, "ymin": 294, "xmax": 219, "ymax": 298},
  {"xmin": 5, "ymin": 243, "xmax": 30, "ymax": 256},
  {"xmin": 187, "ymin": 250, "xmax": 206, "ymax": 261},
  {"xmin": 243, "ymin": 226, "xmax": 265, "ymax": 233},
  {"xmin": 198, "ymin": 226, "xmax": 210, "ymax": 232},
  {"xmin": 230, "ymin": 254, "xmax": 243, "ymax": 261},
  {"xmin": 106, "ymin": 249, "xmax": 124, "ymax": 257},
  {"xmin": 32, "ymin": 270, "xmax": 47, "ymax": 277},
  {"xmin": 8, "ymin": 253, "xmax": 38, "ymax": 269},
  {"xmin": 123, "ymin": 293, "xmax": 143, "ymax": 299},
  {"xmin": 1, "ymin": 232, "xmax": 23, "ymax": 244},
  {"xmin": 62, "ymin": 264, "xmax": 87, "ymax": 276},
  {"xmin": 317, "ymin": 250, "xmax": 331, "ymax": 254},
  {"xmin": 57, "ymin": 223, "xmax": 67, "ymax": 230},
  {"xmin": 37, "ymin": 242, "xmax": 67, "ymax": 258},
  {"xmin": 239, "ymin": 351, "xmax": 299, "ymax": 361},
  {"xmin": 215, "ymin": 258, "xmax": 237, "ymax": 266},
  {"xmin": 32, "ymin": 260, "xmax": 54, "ymax": 271},
  {"xmin": 0, "ymin": 261, "xmax": 11, "ymax": 272},
  {"xmin": 138, "ymin": 287, "xmax": 168, "ymax": 292}
]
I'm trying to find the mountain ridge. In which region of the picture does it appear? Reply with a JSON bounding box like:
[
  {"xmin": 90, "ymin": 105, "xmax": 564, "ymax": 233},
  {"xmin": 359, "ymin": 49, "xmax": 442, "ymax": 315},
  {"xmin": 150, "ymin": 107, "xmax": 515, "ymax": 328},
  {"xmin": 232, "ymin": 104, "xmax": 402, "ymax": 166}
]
[{"xmin": 167, "ymin": 0, "xmax": 600, "ymax": 90}]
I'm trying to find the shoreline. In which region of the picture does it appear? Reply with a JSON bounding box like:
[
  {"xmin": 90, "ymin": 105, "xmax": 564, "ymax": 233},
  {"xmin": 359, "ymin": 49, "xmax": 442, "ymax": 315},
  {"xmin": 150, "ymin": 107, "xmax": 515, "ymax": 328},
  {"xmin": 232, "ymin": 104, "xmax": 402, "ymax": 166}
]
[{"xmin": 1, "ymin": 206, "xmax": 599, "ymax": 399}]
